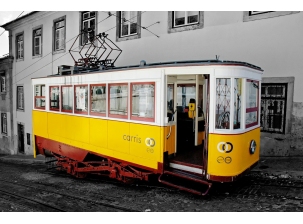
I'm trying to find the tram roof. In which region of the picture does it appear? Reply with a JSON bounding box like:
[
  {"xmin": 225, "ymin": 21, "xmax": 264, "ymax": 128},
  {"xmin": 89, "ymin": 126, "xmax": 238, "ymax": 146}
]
[
  {"xmin": 112, "ymin": 59, "xmax": 263, "ymax": 71},
  {"xmin": 33, "ymin": 59, "xmax": 263, "ymax": 79}
]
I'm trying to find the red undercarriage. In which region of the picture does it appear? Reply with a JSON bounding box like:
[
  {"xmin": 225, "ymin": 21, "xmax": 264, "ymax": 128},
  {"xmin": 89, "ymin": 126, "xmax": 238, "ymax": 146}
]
[{"xmin": 35, "ymin": 136, "xmax": 157, "ymax": 183}]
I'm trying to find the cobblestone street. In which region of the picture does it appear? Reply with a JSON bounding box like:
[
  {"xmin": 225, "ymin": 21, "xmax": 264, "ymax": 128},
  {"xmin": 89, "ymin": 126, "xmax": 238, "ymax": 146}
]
[{"xmin": 0, "ymin": 158, "xmax": 302, "ymax": 213}]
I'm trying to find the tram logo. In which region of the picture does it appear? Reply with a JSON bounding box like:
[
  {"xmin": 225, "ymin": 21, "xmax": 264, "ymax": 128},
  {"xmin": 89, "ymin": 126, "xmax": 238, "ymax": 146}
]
[
  {"xmin": 145, "ymin": 138, "xmax": 156, "ymax": 147},
  {"xmin": 217, "ymin": 142, "xmax": 233, "ymax": 153},
  {"xmin": 217, "ymin": 156, "xmax": 232, "ymax": 164}
]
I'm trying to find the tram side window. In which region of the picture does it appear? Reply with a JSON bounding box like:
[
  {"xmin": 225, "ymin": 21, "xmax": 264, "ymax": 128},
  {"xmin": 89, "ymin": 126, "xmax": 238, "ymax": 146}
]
[
  {"xmin": 61, "ymin": 86, "xmax": 73, "ymax": 113},
  {"xmin": 50, "ymin": 86, "xmax": 60, "ymax": 111},
  {"xmin": 131, "ymin": 83, "xmax": 155, "ymax": 122},
  {"xmin": 90, "ymin": 84, "xmax": 106, "ymax": 116},
  {"xmin": 215, "ymin": 78, "xmax": 231, "ymax": 129},
  {"xmin": 74, "ymin": 85, "xmax": 88, "ymax": 114},
  {"xmin": 34, "ymin": 84, "xmax": 45, "ymax": 109},
  {"xmin": 109, "ymin": 84, "xmax": 128, "ymax": 118},
  {"xmin": 246, "ymin": 79, "xmax": 259, "ymax": 128},
  {"xmin": 234, "ymin": 78, "xmax": 242, "ymax": 129}
]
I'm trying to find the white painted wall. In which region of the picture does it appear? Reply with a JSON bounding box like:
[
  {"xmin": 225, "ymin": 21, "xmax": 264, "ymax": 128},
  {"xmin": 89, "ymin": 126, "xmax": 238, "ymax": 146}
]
[{"xmin": 5, "ymin": 11, "xmax": 303, "ymax": 154}]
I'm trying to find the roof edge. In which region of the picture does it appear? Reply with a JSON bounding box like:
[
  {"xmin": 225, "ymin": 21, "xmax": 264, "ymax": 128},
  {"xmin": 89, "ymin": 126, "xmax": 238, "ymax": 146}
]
[{"xmin": 1, "ymin": 11, "xmax": 38, "ymax": 29}]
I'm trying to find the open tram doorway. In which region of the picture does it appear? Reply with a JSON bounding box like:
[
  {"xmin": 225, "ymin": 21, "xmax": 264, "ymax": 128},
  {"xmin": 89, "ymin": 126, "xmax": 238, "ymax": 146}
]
[{"xmin": 166, "ymin": 74, "xmax": 209, "ymax": 169}]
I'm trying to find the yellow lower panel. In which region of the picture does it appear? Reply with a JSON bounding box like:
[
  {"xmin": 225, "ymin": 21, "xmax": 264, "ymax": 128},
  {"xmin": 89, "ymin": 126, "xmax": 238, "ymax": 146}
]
[
  {"xmin": 33, "ymin": 111, "xmax": 163, "ymax": 170},
  {"xmin": 208, "ymin": 128, "xmax": 260, "ymax": 177},
  {"xmin": 129, "ymin": 123, "xmax": 161, "ymax": 161},
  {"xmin": 32, "ymin": 110, "xmax": 48, "ymax": 139}
]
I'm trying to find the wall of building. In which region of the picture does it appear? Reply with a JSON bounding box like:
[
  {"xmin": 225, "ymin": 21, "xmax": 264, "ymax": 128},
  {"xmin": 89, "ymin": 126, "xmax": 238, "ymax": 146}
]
[
  {"xmin": 0, "ymin": 56, "xmax": 13, "ymax": 154},
  {"xmin": 3, "ymin": 11, "xmax": 303, "ymax": 156}
]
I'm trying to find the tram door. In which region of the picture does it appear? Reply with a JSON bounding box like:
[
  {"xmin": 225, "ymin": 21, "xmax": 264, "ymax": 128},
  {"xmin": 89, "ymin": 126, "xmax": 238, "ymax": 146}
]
[
  {"xmin": 166, "ymin": 75, "xmax": 207, "ymax": 167},
  {"xmin": 166, "ymin": 76, "xmax": 177, "ymax": 156}
]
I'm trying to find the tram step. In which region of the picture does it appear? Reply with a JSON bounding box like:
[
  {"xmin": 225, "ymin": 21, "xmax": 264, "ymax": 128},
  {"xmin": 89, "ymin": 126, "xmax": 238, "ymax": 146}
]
[{"xmin": 158, "ymin": 170, "xmax": 212, "ymax": 196}]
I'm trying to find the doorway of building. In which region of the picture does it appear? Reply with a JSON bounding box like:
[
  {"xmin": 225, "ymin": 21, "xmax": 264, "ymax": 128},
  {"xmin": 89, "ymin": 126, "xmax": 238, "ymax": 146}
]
[{"xmin": 17, "ymin": 123, "xmax": 24, "ymax": 153}]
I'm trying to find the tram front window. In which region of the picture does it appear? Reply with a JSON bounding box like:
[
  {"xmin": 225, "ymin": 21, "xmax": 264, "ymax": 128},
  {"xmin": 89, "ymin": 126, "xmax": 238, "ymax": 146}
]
[{"xmin": 215, "ymin": 78, "xmax": 231, "ymax": 129}]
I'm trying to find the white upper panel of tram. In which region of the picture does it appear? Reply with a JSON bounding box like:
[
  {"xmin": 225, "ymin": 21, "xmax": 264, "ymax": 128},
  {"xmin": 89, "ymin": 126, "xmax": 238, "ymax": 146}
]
[{"xmin": 32, "ymin": 61, "xmax": 262, "ymax": 131}]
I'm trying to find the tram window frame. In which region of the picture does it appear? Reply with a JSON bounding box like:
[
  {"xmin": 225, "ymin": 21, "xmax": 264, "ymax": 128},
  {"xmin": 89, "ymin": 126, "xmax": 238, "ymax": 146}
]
[
  {"xmin": 61, "ymin": 85, "xmax": 73, "ymax": 113},
  {"xmin": 90, "ymin": 84, "xmax": 106, "ymax": 117},
  {"xmin": 130, "ymin": 82, "xmax": 155, "ymax": 122},
  {"xmin": 74, "ymin": 85, "xmax": 88, "ymax": 115},
  {"xmin": 167, "ymin": 84, "xmax": 174, "ymax": 121},
  {"xmin": 34, "ymin": 84, "xmax": 45, "ymax": 110},
  {"xmin": 50, "ymin": 86, "xmax": 60, "ymax": 111},
  {"xmin": 245, "ymin": 79, "xmax": 259, "ymax": 128},
  {"xmin": 108, "ymin": 83, "xmax": 128, "ymax": 119},
  {"xmin": 233, "ymin": 78, "xmax": 243, "ymax": 130}
]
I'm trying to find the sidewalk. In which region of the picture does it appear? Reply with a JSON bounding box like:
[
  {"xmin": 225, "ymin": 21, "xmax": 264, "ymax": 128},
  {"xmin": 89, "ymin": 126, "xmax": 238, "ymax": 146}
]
[
  {"xmin": 0, "ymin": 154, "xmax": 45, "ymax": 164},
  {"xmin": 0, "ymin": 154, "xmax": 303, "ymax": 179},
  {"xmin": 252, "ymin": 156, "xmax": 303, "ymax": 179}
]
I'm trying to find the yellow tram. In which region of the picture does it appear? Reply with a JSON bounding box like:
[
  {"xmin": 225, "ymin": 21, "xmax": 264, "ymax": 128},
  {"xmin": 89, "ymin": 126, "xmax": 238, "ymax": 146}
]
[{"xmin": 32, "ymin": 60, "xmax": 262, "ymax": 195}]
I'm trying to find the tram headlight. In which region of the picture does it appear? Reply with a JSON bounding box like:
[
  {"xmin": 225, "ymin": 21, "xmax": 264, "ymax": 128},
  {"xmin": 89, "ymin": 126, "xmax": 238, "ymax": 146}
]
[{"xmin": 249, "ymin": 140, "xmax": 257, "ymax": 154}]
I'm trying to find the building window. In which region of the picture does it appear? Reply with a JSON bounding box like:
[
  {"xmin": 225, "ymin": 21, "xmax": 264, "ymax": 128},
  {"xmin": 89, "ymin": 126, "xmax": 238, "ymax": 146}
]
[
  {"xmin": 0, "ymin": 72, "xmax": 5, "ymax": 93},
  {"xmin": 17, "ymin": 86, "xmax": 24, "ymax": 111},
  {"xmin": 131, "ymin": 83, "xmax": 155, "ymax": 122},
  {"xmin": 168, "ymin": 11, "xmax": 203, "ymax": 34},
  {"xmin": 90, "ymin": 84, "xmax": 106, "ymax": 116},
  {"xmin": 33, "ymin": 27, "xmax": 42, "ymax": 56},
  {"xmin": 261, "ymin": 83, "xmax": 287, "ymax": 134},
  {"xmin": 81, "ymin": 11, "xmax": 96, "ymax": 45},
  {"xmin": 1, "ymin": 113, "xmax": 7, "ymax": 134},
  {"xmin": 116, "ymin": 11, "xmax": 141, "ymax": 42},
  {"xmin": 173, "ymin": 11, "xmax": 199, "ymax": 27},
  {"xmin": 61, "ymin": 86, "xmax": 73, "ymax": 113},
  {"xmin": 16, "ymin": 33, "xmax": 24, "ymax": 60},
  {"xmin": 109, "ymin": 83, "xmax": 128, "ymax": 119},
  {"xmin": 54, "ymin": 16, "xmax": 66, "ymax": 52},
  {"xmin": 121, "ymin": 11, "xmax": 138, "ymax": 37},
  {"xmin": 246, "ymin": 80, "xmax": 259, "ymax": 128},
  {"xmin": 243, "ymin": 11, "xmax": 299, "ymax": 22},
  {"xmin": 50, "ymin": 86, "xmax": 60, "ymax": 111},
  {"xmin": 34, "ymin": 85, "xmax": 45, "ymax": 109},
  {"xmin": 74, "ymin": 85, "xmax": 88, "ymax": 114}
]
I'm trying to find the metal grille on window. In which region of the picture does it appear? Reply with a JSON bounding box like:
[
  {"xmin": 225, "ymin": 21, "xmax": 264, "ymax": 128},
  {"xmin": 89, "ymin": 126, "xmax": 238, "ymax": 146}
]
[
  {"xmin": 261, "ymin": 83, "xmax": 287, "ymax": 134},
  {"xmin": 215, "ymin": 78, "xmax": 231, "ymax": 129}
]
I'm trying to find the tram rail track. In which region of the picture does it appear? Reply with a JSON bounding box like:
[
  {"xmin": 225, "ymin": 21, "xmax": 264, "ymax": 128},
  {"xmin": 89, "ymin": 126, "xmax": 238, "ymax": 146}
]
[
  {"xmin": 0, "ymin": 178, "xmax": 140, "ymax": 212},
  {"xmin": 0, "ymin": 188, "xmax": 66, "ymax": 212}
]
